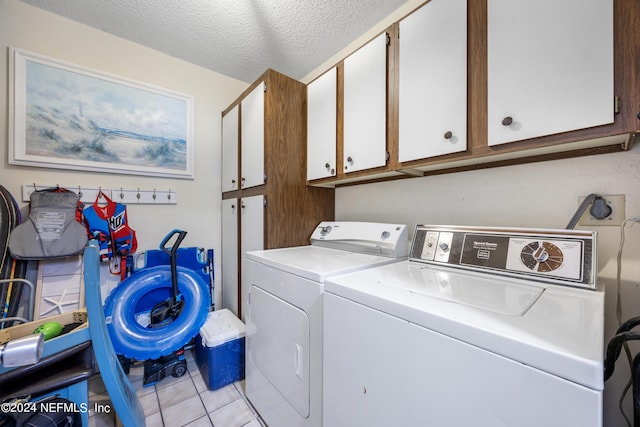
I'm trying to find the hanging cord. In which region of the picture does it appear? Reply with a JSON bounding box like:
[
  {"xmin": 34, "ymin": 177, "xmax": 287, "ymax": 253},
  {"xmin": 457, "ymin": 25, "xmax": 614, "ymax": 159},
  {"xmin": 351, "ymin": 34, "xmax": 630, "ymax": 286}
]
[
  {"xmin": 615, "ymin": 217, "xmax": 640, "ymax": 427},
  {"xmin": 566, "ymin": 193, "xmax": 597, "ymax": 229}
]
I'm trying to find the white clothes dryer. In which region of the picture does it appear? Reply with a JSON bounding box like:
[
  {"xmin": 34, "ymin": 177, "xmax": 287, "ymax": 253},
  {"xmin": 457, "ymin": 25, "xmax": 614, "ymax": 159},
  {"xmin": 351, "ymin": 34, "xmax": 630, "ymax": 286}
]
[
  {"xmin": 323, "ymin": 225, "xmax": 605, "ymax": 427},
  {"xmin": 244, "ymin": 221, "xmax": 408, "ymax": 427}
]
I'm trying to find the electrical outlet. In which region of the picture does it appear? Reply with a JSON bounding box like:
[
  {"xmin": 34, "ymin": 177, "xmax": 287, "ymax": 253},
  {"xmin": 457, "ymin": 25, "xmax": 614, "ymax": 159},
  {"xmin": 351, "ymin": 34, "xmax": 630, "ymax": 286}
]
[{"xmin": 578, "ymin": 194, "xmax": 625, "ymax": 226}]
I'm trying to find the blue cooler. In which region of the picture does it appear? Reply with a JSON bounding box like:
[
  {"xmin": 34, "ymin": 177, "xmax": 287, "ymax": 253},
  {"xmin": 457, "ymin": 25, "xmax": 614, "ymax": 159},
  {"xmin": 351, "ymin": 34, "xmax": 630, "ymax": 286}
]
[{"xmin": 195, "ymin": 309, "xmax": 245, "ymax": 390}]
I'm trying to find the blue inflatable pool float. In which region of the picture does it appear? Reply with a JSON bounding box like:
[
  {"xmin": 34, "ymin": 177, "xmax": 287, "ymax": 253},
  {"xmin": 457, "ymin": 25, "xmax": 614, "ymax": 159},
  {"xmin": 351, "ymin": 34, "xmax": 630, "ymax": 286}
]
[{"xmin": 103, "ymin": 231, "xmax": 211, "ymax": 361}]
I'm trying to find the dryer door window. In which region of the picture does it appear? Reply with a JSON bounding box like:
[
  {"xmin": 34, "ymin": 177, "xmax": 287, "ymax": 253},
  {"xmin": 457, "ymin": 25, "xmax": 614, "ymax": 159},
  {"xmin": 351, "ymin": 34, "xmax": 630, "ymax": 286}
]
[{"xmin": 249, "ymin": 285, "xmax": 310, "ymax": 417}]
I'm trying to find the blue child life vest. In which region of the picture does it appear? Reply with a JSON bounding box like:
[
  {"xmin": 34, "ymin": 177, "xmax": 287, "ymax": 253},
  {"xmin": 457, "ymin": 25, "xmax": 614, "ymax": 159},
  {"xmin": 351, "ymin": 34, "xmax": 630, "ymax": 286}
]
[{"xmin": 82, "ymin": 192, "xmax": 137, "ymax": 261}]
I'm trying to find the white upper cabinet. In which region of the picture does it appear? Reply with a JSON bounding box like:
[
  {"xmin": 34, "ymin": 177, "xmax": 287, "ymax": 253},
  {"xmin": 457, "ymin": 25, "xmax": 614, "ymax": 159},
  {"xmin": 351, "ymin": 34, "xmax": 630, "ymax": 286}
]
[
  {"xmin": 399, "ymin": 0, "xmax": 467, "ymax": 162},
  {"xmin": 241, "ymin": 83, "xmax": 265, "ymax": 188},
  {"xmin": 221, "ymin": 105, "xmax": 239, "ymax": 193},
  {"xmin": 307, "ymin": 67, "xmax": 337, "ymax": 181},
  {"xmin": 487, "ymin": 0, "xmax": 614, "ymax": 146},
  {"xmin": 343, "ymin": 33, "xmax": 388, "ymax": 174}
]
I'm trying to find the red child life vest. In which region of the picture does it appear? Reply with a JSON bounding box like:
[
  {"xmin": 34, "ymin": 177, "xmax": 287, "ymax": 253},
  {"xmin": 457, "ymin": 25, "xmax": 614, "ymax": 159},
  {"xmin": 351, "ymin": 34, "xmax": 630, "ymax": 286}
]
[{"xmin": 82, "ymin": 192, "xmax": 137, "ymax": 261}]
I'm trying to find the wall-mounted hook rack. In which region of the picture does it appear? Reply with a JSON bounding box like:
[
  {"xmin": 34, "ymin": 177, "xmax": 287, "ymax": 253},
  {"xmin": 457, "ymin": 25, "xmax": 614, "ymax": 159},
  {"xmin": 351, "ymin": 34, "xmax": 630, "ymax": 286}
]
[
  {"xmin": 112, "ymin": 188, "xmax": 178, "ymax": 205},
  {"xmin": 23, "ymin": 184, "xmax": 105, "ymax": 204},
  {"xmin": 22, "ymin": 184, "xmax": 178, "ymax": 205}
]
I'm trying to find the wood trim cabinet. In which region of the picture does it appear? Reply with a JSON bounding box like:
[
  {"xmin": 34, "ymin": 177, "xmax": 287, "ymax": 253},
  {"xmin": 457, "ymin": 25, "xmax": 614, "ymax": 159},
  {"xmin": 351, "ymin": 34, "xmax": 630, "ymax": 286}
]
[
  {"xmin": 307, "ymin": 0, "xmax": 638, "ymax": 188},
  {"xmin": 398, "ymin": 0, "xmax": 467, "ymax": 162},
  {"xmin": 486, "ymin": 0, "xmax": 614, "ymax": 146},
  {"xmin": 307, "ymin": 67, "xmax": 337, "ymax": 181},
  {"xmin": 221, "ymin": 69, "xmax": 335, "ymax": 320},
  {"xmin": 343, "ymin": 33, "xmax": 388, "ymax": 174}
]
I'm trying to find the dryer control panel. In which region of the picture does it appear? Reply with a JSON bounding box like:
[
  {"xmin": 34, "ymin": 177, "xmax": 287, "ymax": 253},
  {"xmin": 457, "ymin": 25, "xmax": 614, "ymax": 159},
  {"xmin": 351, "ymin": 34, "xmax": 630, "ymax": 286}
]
[
  {"xmin": 410, "ymin": 225, "xmax": 596, "ymax": 289},
  {"xmin": 310, "ymin": 221, "xmax": 408, "ymax": 258}
]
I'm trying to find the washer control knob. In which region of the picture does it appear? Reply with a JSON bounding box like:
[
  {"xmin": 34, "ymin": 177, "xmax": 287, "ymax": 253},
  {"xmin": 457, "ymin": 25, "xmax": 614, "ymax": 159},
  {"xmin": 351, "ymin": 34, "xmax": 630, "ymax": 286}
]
[
  {"xmin": 381, "ymin": 231, "xmax": 391, "ymax": 239},
  {"xmin": 320, "ymin": 225, "xmax": 333, "ymax": 236},
  {"xmin": 439, "ymin": 243, "xmax": 450, "ymax": 252},
  {"xmin": 533, "ymin": 246, "xmax": 549, "ymax": 262}
]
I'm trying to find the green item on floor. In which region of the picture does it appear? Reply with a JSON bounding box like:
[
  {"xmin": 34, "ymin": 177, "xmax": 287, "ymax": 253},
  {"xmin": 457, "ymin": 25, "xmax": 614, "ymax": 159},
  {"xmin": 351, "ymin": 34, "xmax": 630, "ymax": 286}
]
[{"xmin": 33, "ymin": 321, "xmax": 63, "ymax": 340}]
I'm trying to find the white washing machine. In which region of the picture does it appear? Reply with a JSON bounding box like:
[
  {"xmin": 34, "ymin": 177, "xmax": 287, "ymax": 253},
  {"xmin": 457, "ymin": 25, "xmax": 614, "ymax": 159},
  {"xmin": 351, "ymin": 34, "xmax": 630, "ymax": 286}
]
[
  {"xmin": 244, "ymin": 221, "xmax": 408, "ymax": 427},
  {"xmin": 323, "ymin": 225, "xmax": 605, "ymax": 427}
]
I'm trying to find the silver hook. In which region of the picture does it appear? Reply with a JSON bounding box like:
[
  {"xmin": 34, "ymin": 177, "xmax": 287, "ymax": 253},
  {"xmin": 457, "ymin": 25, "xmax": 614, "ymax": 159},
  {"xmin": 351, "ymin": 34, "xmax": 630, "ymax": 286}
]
[
  {"xmin": 136, "ymin": 188, "xmax": 141, "ymax": 200},
  {"xmin": 167, "ymin": 189, "xmax": 172, "ymax": 201},
  {"xmin": 152, "ymin": 189, "xmax": 157, "ymax": 200},
  {"xmin": 77, "ymin": 185, "xmax": 83, "ymax": 199},
  {"xmin": 119, "ymin": 187, "xmax": 124, "ymax": 200}
]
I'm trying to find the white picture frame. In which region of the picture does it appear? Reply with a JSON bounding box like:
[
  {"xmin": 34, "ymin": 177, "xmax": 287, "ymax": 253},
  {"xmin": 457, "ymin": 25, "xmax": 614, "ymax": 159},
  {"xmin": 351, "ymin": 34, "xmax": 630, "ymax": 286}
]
[{"xmin": 8, "ymin": 47, "xmax": 195, "ymax": 179}]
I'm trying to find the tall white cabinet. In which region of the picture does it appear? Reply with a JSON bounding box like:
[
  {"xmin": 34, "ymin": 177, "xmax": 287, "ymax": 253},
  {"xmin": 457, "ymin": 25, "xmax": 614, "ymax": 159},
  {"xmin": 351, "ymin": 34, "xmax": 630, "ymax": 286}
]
[
  {"xmin": 240, "ymin": 84, "xmax": 266, "ymax": 188},
  {"xmin": 221, "ymin": 106, "xmax": 239, "ymax": 193},
  {"xmin": 398, "ymin": 0, "xmax": 467, "ymax": 162},
  {"xmin": 487, "ymin": 0, "xmax": 614, "ymax": 146},
  {"xmin": 221, "ymin": 198, "xmax": 238, "ymax": 314},
  {"xmin": 239, "ymin": 195, "xmax": 264, "ymax": 322},
  {"xmin": 221, "ymin": 69, "xmax": 334, "ymax": 320}
]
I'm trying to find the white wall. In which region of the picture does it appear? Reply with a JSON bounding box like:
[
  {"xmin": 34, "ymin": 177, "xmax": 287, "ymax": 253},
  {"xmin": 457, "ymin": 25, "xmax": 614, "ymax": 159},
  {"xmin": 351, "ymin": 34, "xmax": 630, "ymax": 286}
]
[
  {"xmin": 336, "ymin": 145, "xmax": 640, "ymax": 427},
  {"xmin": 0, "ymin": 0, "xmax": 248, "ymax": 302}
]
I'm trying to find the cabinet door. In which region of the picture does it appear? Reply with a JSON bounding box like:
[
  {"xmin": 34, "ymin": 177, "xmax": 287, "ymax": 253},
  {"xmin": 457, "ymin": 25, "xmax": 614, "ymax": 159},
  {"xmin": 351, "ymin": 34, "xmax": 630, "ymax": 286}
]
[
  {"xmin": 241, "ymin": 83, "xmax": 265, "ymax": 188},
  {"xmin": 398, "ymin": 0, "xmax": 467, "ymax": 162},
  {"xmin": 343, "ymin": 33, "xmax": 387, "ymax": 173},
  {"xmin": 221, "ymin": 198, "xmax": 239, "ymax": 316},
  {"xmin": 240, "ymin": 195, "xmax": 264, "ymax": 321},
  {"xmin": 307, "ymin": 67, "xmax": 337, "ymax": 180},
  {"xmin": 221, "ymin": 106, "xmax": 239, "ymax": 193},
  {"xmin": 487, "ymin": 0, "xmax": 613, "ymax": 146}
]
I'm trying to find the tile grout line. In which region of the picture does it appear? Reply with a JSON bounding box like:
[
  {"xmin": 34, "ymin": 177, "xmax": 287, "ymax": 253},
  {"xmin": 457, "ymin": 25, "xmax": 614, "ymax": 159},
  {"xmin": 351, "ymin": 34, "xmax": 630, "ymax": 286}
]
[
  {"xmin": 191, "ymin": 370, "xmax": 215, "ymax": 427},
  {"xmin": 154, "ymin": 381, "xmax": 166, "ymax": 427}
]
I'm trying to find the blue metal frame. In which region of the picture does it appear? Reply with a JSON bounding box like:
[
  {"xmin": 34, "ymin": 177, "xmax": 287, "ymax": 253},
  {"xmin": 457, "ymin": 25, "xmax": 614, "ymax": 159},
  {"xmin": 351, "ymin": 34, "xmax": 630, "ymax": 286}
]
[{"xmin": 83, "ymin": 240, "xmax": 145, "ymax": 427}]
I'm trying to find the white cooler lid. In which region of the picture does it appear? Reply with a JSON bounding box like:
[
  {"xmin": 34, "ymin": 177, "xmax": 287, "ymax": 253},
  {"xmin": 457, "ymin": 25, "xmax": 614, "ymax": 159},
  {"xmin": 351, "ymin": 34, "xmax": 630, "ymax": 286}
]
[{"xmin": 199, "ymin": 309, "xmax": 246, "ymax": 347}]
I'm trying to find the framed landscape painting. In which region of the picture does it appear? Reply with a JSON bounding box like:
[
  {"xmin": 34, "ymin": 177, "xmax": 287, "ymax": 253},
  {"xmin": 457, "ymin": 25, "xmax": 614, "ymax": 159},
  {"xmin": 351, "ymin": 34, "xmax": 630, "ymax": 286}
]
[{"xmin": 9, "ymin": 47, "xmax": 195, "ymax": 179}]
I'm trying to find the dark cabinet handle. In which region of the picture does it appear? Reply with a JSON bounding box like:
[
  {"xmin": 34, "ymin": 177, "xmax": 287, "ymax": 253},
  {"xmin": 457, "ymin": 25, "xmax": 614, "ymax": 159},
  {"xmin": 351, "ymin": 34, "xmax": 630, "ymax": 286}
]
[
  {"xmin": 444, "ymin": 131, "xmax": 453, "ymax": 140},
  {"xmin": 502, "ymin": 116, "xmax": 513, "ymax": 126},
  {"xmin": 325, "ymin": 163, "xmax": 331, "ymax": 169},
  {"xmin": 345, "ymin": 157, "xmax": 354, "ymax": 170}
]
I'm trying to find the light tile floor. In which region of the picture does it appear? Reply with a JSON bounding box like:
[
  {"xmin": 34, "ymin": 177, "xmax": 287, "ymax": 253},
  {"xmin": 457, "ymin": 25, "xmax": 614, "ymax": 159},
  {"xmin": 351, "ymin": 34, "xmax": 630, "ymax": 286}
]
[{"xmin": 88, "ymin": 348, "xmax": 264, "ymax": 427}]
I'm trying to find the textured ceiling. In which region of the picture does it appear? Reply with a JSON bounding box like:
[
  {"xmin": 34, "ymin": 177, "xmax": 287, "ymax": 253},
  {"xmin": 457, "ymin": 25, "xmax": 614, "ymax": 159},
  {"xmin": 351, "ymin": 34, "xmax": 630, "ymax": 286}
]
[{"xmin": 20, "ymin": 0, "xmax": 410, "ymax": 83}]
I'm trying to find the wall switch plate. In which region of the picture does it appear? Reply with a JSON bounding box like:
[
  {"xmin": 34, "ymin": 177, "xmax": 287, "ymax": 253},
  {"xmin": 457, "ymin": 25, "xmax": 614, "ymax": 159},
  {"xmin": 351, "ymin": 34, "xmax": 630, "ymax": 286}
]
[{"xmin": 578, "ymin": 194, "xmax": 625, "ymax": 226}]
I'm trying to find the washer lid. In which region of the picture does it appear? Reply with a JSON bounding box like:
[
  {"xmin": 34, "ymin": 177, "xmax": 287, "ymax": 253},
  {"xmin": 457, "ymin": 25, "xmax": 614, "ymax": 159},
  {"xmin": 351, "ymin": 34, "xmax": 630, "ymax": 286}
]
[
  {"xmin": 325, "ymin": 261, "xmax": 605, "ymax": 391},
  {"xmin": 382, "ymin": 266, "xmax": 544, "ymax": 316},
  {"xmin": 246, "ymin": 245, "xmax": 403, "ymax": 283}
]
